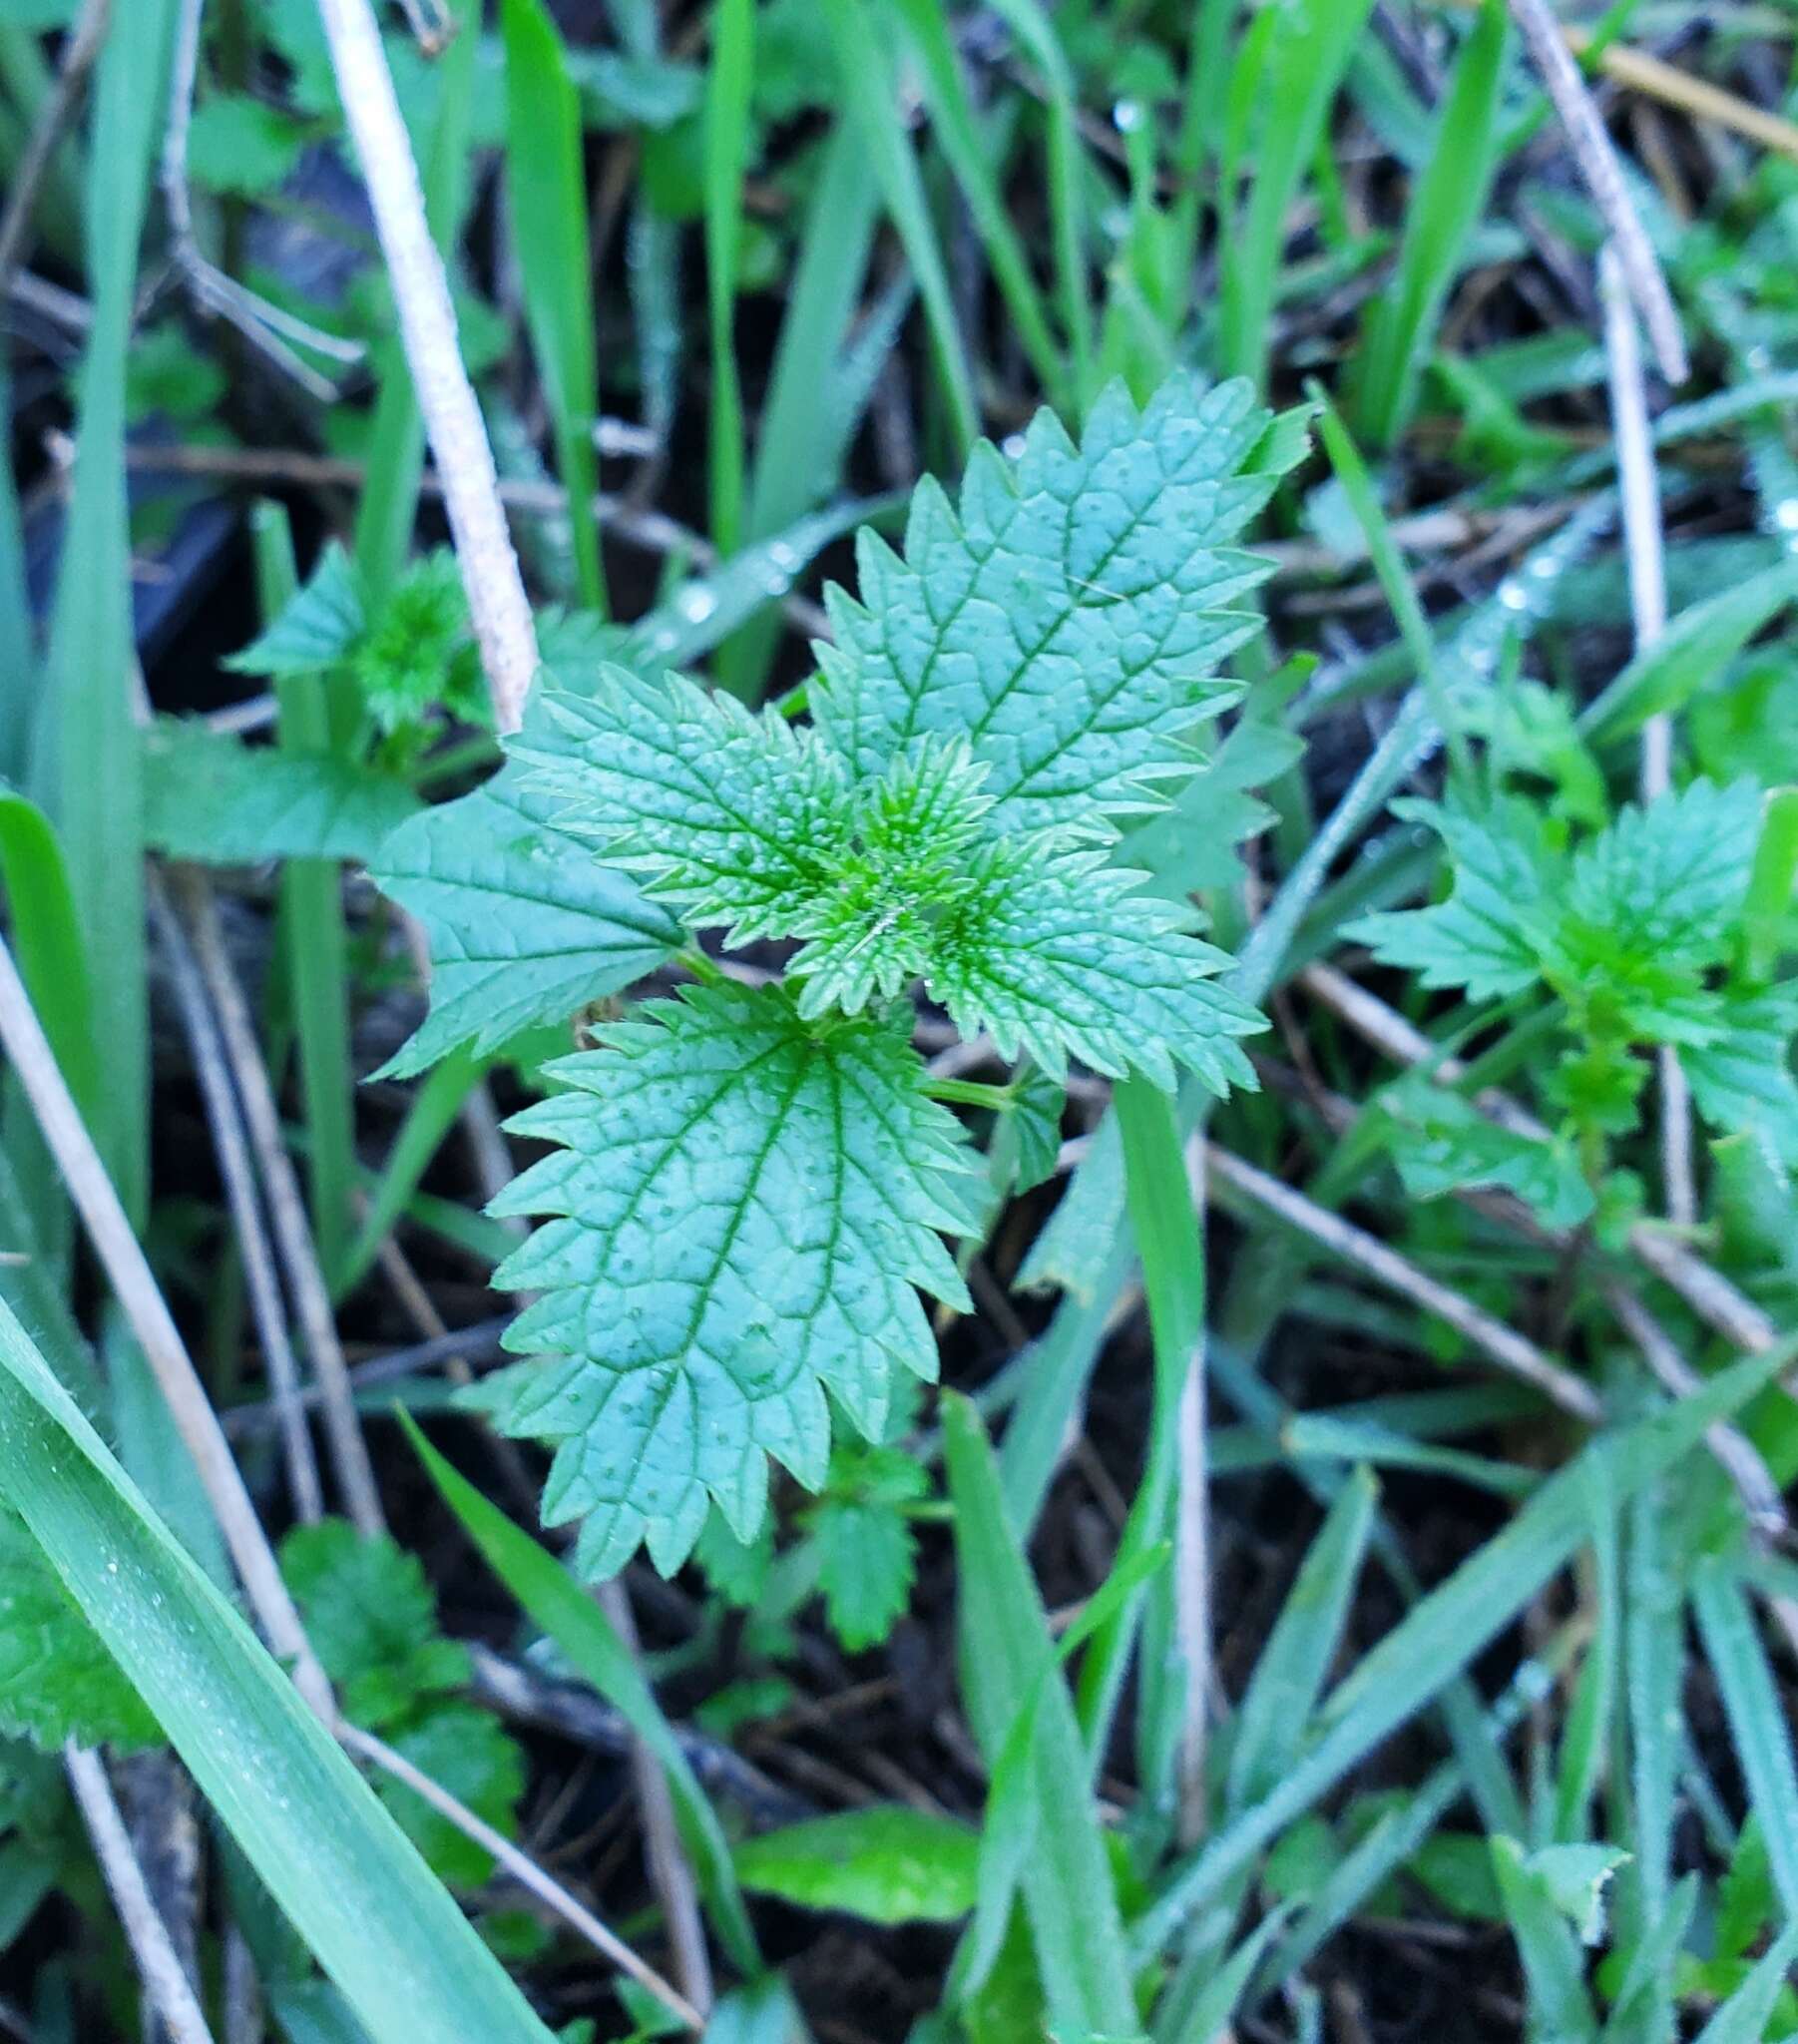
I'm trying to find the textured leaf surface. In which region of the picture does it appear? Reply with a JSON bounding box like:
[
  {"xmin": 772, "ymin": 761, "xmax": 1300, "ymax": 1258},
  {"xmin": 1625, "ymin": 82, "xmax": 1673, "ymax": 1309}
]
[
  {"xmin": 487, "ymin": 983, "xmax": 978, "ymax": 1574},
  {"xmin": 812, "ymin": 374, "xmax": 1297, "ymax": 829},
  {"xmin": 144, "ymin": 721, "xmax": 421, "ymax": 864},
  {"xmin": 225, "ymin": 541, "xmax": 365, "ymax": 678},
  {"xmin": 1685, "ymin": 985, "xmax": 1798, "ymax": 1164},
  {"xmin": 806, "ymin": 1445, "xmax": 928, "ymax": 1652},
  {"xmin": 1379, "ymin": 1076, "xmax": 1594, "ymax": 1231},
  {"xmin": 523, "ymin": 673, "xmax": 1262, "ymax": 1090},
  {"xmin": 369, "ymin": 761, "xmax": 679, "ymax": 1078},
  {"xmin": 0, "ymin": 1510, "xmax": 158, "ymax": 1751},
  {"xmin": 281, "ymin": 1520, "xmax": 470, "ymax": 1732},
  {"xmin": 1351, "ymin": 793, "xmax": 1559, "ymax": 1001}
]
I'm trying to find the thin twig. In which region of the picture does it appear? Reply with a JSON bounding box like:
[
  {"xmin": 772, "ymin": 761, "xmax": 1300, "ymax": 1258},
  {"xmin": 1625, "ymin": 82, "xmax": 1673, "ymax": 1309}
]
[
  {"xmin": 599, "ymin": 1582, "xmax": 713, "ymax": 2015},
  {"xmin": 179, "ymin": 874, "xmax": 385, "ymax": 1537},
  {"xmin": 312, "ymin": 0, "xmax": 540, "ymax": 732},
  {"xmin": 465, "ymin": 1644, "xmax": 812, "ymax": 1830},
  {"xmin": 0, "ymin": 933, "xmax": 330, "ymax": 1714},
  {"xmin": 1299, "ymin": 962, "xmax": 1781, "ymax": 1355},
  {"xmin": 1507, "ymin": 0, "xmax": 1688, "ymax": 384},
  {"xmin": 161, "ymin": 0, "xmax": 359, "ymax": 402},
  {"xmin": 1197, "ymin": 1139, "xmax": 1605, "ymax": 1423},
  {"xmin": 336, "ymin": 1721, "xmax": 703, "ymax": 2033},
  {"xmin": 1601, "ymin": 243, "xmax": 1694, "ymax": 1232},
  {"xmin": 104, "ymin": 438, "xmax": 834, "ymax": 641},
  {"xmin": 1570, "ymin": 27, "xmax": 1798, "ymax": 168},
  {"xmin": 66, "ymin": 1748, "xmax": 218, "ymax": 2044},
  {"xmin": 117, "ymin": 1752, "xmax": 205, "ymax": 2044},
  {"xmin": 0, "ymin": 0, "xmax": 109, "ymax": 298},
  {"xmin": 151, "ymin": 876, "xmax": 324, "ymax": 1524},
  {"xmin": 222, "ymin": 1927, "xmax": 261, "ymax": 2044}
]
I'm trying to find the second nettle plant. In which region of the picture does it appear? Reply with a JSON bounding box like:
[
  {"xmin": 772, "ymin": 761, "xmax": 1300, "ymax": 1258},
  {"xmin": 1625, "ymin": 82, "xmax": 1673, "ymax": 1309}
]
[{"xmin": 374, "ymin": 373, "xmax": 1306, "ymax": 1577}]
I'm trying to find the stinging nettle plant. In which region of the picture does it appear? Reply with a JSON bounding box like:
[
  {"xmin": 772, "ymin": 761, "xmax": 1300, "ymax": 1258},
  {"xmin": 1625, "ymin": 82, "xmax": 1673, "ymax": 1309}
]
[{"xmin": 374, "ymin": 373, "xmax": 1307, "ymax": 1578}]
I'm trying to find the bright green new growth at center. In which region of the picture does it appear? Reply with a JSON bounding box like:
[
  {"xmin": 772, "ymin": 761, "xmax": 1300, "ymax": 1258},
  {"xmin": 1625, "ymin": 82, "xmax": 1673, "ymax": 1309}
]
[{"xmin": 381, "ymin": 371, "xmax": 1306, "ymax": 1577}]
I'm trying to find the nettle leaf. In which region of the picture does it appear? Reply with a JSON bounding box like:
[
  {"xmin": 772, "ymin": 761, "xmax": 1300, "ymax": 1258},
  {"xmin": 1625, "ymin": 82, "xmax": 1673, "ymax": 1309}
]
[
  {"xmin": 805, "ymin": 1445, "xmax": 930, "ymax": 1652},
  {"xmin": 486, "ymin": 983, "xmax": 979, "ymax": 1576},
  {"xmin": 733, "ymin": 1807, "xmax": 980, "ymax": 1925},
  {"xmin": 1379, "ymin": 1075, "xmax": 1594, "ymax": 1232},
  {"xmin": 0, "ymin": 1510, "xmax": 159, "ymax": 1752},
  {"xmin": 225, "ymin": 541, "xmax": 366, "ymax": 678},
  {"xmin": 1351, "ymin": 792, "xmax": 1562, "ymax": 1002},
  {"xmin": 522, "ymin": 672, "xmax": 1261, "ymax": 1088},
  {"xmin": 143, "ymin": 721, "xmax": 421, "ymax": 864},
  {"xmin": 1685, "ymin": 984, "xmax": 1798, "ymax": 1166},
  {"xmin": 280, "ymin": 1519, "xmax": 471, "ymax": 1732},
  {"xmin": 811, "ymin": 374, "xmax": 1302, "ymax": 831},
  {"xmin": 368, "ymin": 760, "xmax": 680, "ymax": 1080}
]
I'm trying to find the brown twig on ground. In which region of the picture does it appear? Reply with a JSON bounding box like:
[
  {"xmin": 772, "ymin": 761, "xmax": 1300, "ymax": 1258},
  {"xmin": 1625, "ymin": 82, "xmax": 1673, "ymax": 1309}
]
[
  {"xmin": 336, "ymin": 1721, "xmax": 703, "ymax": 2033},
  {"xmin": 179, "ymin": 874, "xmax": 385, "ymax": 1537},
  {"xmin": 311, "ymin": 0, "xmax": 540, "ymax": 731},
  {"xmin": 1197, "ymin": 1138, "xmax": 1605, "ymax": 1422},
  {"xmin": 0, "ymin": 932, "xmax": 329, "ymax": 1713},
  {"xmin": 65, "ymin": 1748, "xmax": 217, "ymax": 2044},
  {"xmin": 0, "ymin": 0, "xmax": 109, "ymax": 299},
  {"xmin": 1506, "ymin": 0, "xmax": 1688, "ymax": 384}
]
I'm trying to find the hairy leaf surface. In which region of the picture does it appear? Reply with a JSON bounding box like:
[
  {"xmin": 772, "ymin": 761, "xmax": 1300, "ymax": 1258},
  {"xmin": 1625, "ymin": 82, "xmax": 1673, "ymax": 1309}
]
[
  {"xmin": 812, "ymin": 374, "xmax": 1300, "ymax": 829},
  {"xmin": 487, "ymin": 983, "xmax": 978, "ymax": 1574}
]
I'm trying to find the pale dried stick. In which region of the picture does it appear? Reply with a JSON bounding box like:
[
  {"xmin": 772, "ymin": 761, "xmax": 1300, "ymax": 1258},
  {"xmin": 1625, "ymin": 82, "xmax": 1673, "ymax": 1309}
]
[
  {"xmin": 311, "ymin": 0, "xmax": 539, "ymax": 732},
  {"xmin": 0, "ymin": 0, "xmax": 109, "ymax": 297},
  {"xmin": 0, "ymin": 934, "xmax": 329, "ymax": 1714},
  {"xmin": 152, "ymin": 878, "xmax": 323, "ymax": 1524},
  {"xmin": 1198, "ymin": 1138, "xmax": 1605, "ymax": 1422},
  {"xmin": 1600, "ymin": 243, "xmax": 1695, "ymax": 1231},
  {"xmin": 1571, "ymin": 29, "xmax": 1798, "ymax": 168},
  {"xmin": 1300, "ymin": 962, "xmax": 1780, "ymax": 1355},
  {"xmin": 336, "ymin": 1722, "xmax": 702, "ymax": 2033},
  {"xmin": 66, "ymin": 1748, "xmax": 217, "ymax": 2044},
  {"xmin": 1507, "ymin": 0, "xmax": 1688, "ymax": 385},
  {"xmin": 179, "ymin": 875, "xmax": 385, "ymax": 1538}
]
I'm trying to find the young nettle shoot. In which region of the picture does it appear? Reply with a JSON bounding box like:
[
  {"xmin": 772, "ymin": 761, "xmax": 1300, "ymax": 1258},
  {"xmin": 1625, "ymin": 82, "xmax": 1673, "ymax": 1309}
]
[{"xmin": 375, "ymin": 373, "xmax": 1307, "ymax": 1577}]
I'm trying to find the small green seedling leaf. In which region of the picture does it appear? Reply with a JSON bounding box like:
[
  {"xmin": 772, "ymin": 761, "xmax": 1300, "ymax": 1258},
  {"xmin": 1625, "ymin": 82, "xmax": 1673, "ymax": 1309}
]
[{"xmin": 733, "ymin": 1807, "xmax": 979, "ymax": 1924}]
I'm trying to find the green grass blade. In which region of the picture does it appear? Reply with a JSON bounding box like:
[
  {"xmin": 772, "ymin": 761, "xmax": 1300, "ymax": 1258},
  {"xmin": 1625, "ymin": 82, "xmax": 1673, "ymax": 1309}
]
[
  {"xmin": 1578, "ymin": 563, "xmax": 1798, "ymax": 747},
  {"xmin": 502, "ymin": 0, "xmax": 607, "ymax": 614},
  {"xmin": 1552, "ymin": 1461, "xmax": 1618, "ymax": 1842},
  {"xmin": 888, "ymin": 0, "xmax": 1067, "ymax": 406},
  {"xmin": 35, "ymin": 0, "xmax": 181, "ymax": 1230},
  {"xmin": 982, "ymin": 0, "xmax": 1092, "ymax": 405},
  {"xmin": 818, "ymin": 0, "xmax": 977, "ymax": 456},
  {"xmin": 253, "ymin": 504, "xmax": 356, "ymax": 1289},
  {"xmin": 1623, "ymin": 1486, "xmax": 1682, "ymax": 1932},
  {"xmin": 1225, "ymin": 1466, "xmax": 1378, "ymax": 1813},
  {"xmin": 0, "ymin": 789, "xmax": 100, "ymax": 1138},
  {"xmin": 1692, "ymin": 1561, "xmax": 1798, "ymax": 1915},
  {"xmin": 1154, "ymin": 1906, "xmax": 1287, "ymax": 2044},
  {"xmin": 943, "ymin": 1393, "xmax": 1139, "ymax": 2043},
  {"xmin": 1352, "ymin": 0, "xmax": 1509, "ymax": 449},
  {"xmin": 1740, "ymin": 786, "xmax": 1798, "ymax": 986},
  {"xmin": 1489, "ymin": 1837, "xmax": 1600, "ymax": 2043},
  {"xmin": 336, "ymin": 1047, "xmax": 481, "ymax": 1300},
  {"xmin": 1074, "ymin": 1077, "xmax": 1204, "ymax": 1784},
  {"xmin": 0, "ymin": 1295, "xmax": 556, "ymax": 2043},
  {"xmin": 1136, "ymin": 1347, "xmax": 1795, "ymax": 1952},
  {"xmin": 403, "ymin": 1417, "xmax": 760, "ymax": 1972},
  {"xmin": 1691, "ymin": 1922, "xmax": 1798, "ymax": 2044},
  {"xmin": 0, "ymin": 357, "xmax": 30, "ymax": 787},
  {"xmin": 702, "ymin": 0, "xmax": 755, "ymax": 557},
  {"xmin": 1218, "ymin": 0, "xmax": 1375, "ymax": 387}
]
